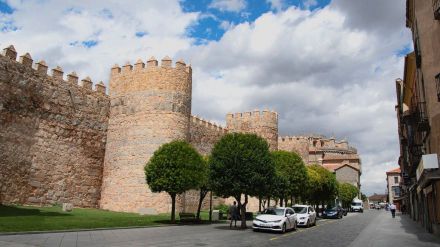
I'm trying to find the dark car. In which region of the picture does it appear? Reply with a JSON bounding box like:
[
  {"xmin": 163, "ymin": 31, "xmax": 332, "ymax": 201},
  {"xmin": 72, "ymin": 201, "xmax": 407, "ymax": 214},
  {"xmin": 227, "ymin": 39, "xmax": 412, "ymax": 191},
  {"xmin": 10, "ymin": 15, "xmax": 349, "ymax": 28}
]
[{"xmin": 322, "ymin": 205, "xmax": 344, "ymax": 219}]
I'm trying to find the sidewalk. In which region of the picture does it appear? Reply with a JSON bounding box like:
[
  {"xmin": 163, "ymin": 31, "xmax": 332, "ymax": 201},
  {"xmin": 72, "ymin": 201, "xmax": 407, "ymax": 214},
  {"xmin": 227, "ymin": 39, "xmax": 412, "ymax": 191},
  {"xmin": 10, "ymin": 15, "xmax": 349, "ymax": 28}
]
[{"xmin": 349, "ymin": 210, "xmax": 440, "ymax": 247}]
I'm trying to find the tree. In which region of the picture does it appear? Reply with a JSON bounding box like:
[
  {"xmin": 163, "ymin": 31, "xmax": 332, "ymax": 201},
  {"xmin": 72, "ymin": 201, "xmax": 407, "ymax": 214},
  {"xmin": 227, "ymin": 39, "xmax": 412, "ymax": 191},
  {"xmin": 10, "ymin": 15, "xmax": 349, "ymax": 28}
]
[
  {"xmin": 271, "ymin": 151, "xmax": 308, "ymax": 206},
  {"xmin": 145, "ymin": 140, "xmax": 205, "ymax": 223},
  {"xmin": 196, "ymin": 156, "xmax": 210, "ymax": 221},
  {"xmin": 305, "ymin": 164, "xmax": 338, "ymax": 208},
  {"xmin": 338, "ymin": 183, "xmax": 359, "ymax": 209},
  {"xmin": 210, "ymin": 133, "xmax": 275, "ymax": 228}
]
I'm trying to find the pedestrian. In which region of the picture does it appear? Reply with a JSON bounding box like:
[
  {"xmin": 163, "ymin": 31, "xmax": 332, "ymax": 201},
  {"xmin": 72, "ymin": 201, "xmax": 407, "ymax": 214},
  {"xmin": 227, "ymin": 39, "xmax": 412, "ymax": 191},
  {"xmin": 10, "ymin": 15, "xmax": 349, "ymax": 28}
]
[
  {"xmin": 229, "ymin": 201, "xmax": 239, "ymax": 228},
  {"xmin": 390, "ymin": 203, "xmax": 396, "ymax": 218}
]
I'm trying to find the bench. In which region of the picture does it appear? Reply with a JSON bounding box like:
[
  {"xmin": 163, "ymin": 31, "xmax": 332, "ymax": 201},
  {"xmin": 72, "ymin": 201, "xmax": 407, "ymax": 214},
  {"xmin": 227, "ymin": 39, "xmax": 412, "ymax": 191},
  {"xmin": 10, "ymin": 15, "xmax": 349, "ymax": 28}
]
[{"xmin": 179, "ymin": 212, "xmax": 197, "ymax": 222}]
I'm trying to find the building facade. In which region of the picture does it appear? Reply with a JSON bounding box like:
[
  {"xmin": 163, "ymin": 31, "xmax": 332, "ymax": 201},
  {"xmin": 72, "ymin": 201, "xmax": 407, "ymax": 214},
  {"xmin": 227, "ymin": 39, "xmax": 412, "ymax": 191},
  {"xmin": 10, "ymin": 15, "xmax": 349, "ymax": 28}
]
[
  {"xmin": 278, "ymin": 135, "xmax": 362, "ymax": 192},
  {"xmin": 386, "ymin": 168, "xmax": 402, "ymax": 205},
  {"xmin": 395, "ymin": 0, "xmax": 440, "ymax": 235}
]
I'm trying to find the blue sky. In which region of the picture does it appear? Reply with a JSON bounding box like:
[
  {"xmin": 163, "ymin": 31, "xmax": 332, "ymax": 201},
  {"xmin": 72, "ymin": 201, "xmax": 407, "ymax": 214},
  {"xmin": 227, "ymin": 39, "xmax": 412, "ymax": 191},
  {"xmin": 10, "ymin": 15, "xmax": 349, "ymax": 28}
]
[{"xmin": 181, "ymin": 0, "xmax": 331, "ymax": 42}]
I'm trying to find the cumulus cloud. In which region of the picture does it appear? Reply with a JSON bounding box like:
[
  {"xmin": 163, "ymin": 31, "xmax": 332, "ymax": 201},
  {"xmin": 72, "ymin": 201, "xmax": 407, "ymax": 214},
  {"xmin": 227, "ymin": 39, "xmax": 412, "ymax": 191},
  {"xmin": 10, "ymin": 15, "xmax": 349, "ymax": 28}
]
[
  {"xmin": 0, "ymin": 0, "xmax": 198, "ymax": 82},
  {"xmin": 208, "ymin": 0, "xmax": 247, "ymax": 12},
  {"xmin": 0, "ymin": 0, "xmax": 411, "ymax": 195},
  {"xmin": 182, "ymin": 1, "xmax": 411, "ymax": 195}
]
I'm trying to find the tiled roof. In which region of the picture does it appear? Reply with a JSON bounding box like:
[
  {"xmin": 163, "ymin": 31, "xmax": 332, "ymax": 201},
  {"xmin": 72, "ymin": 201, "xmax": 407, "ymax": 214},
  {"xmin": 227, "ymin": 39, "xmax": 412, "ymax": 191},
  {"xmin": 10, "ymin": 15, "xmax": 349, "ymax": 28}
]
[{"xmin": 386, "ymin": 167, "xmax": 401, "ymax": 174}]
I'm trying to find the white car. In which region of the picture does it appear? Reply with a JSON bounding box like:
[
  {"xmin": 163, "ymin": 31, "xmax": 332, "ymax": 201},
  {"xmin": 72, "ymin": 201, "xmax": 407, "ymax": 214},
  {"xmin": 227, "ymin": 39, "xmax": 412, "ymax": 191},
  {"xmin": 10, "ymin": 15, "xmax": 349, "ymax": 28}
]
[
  {"xmin": 293, "ymin": 204, "xmax": 317, "ymax": 227},
  {"xmin": 252, "ymin": 207, "xmax": 297, "ymax": 233}
]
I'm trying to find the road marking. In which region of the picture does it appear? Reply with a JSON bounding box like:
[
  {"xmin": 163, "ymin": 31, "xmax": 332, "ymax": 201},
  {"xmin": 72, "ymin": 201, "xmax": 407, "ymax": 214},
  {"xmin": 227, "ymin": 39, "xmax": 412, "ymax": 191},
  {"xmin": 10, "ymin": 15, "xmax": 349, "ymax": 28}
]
[{"xmin": 269, "ymin": 219, "xmax": 338, "ymax": 241}]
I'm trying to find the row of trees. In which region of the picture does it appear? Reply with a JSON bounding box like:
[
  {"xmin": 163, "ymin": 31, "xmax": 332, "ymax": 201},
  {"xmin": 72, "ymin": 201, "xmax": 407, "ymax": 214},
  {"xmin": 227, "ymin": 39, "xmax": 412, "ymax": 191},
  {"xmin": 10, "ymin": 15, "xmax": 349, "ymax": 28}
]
[{"xmin": 145, "ymin": 133, "xmax": 359, "ymax": 228}]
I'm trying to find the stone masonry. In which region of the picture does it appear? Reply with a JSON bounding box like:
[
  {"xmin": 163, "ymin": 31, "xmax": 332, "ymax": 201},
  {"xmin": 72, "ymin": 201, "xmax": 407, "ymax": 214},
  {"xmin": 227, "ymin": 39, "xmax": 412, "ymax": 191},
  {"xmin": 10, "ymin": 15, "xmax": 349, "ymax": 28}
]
[
  {"xmin": 0, "ymin": 45, "xmax": 361, "ymax": 214},
  {"xmin": 0, "ymin": 46, "xmax": 109, "ymax": 207}
]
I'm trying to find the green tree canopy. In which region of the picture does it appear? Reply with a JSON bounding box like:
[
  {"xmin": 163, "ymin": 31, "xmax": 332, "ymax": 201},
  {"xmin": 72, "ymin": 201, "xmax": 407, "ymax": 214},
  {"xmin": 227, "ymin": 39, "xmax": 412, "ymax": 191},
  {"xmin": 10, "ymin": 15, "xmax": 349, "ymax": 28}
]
[
  {"xmin": 145, "ymin": 140, "xmax": 205, "ymax": 223},
  {"xmin": 338, "ymin": 183, "xmax": 359, "ymax": 208},
  {"xmin": 306, "ymin": 164, "xmax": 338, "ymax": 205},
  {"xmin": 271, "ymin": 151, "xmax": 308, "ymax": 206},
  {"xmin": 210, "ymin": 133, "xmax": 275, "ymax": 228}
]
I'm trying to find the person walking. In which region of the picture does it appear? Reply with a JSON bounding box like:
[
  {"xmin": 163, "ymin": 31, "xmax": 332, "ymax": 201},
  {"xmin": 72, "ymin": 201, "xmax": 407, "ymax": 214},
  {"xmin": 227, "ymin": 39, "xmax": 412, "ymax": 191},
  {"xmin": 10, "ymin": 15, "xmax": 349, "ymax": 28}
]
[
  {"xmin": 229, "ymin": 201, "xmax": 239, "ymax": 228},
  {"xmin": 390, "ymin": 203, "xmax": 396, "ymax": 218}
]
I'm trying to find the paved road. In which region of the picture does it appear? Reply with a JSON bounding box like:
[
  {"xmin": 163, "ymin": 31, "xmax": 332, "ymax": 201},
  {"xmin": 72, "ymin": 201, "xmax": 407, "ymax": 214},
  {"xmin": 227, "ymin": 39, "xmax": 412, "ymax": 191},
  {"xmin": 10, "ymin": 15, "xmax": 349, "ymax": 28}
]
[{"xmin": 1, "ymin": 210, "xmax": 440, "ymax": 246}]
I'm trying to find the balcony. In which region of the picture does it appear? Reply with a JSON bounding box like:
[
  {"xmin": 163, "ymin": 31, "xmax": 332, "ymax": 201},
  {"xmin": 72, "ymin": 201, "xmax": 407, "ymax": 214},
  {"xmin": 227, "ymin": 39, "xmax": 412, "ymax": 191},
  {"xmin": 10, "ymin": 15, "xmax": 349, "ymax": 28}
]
[
  {"xmin": 434, "ymin": 0, "xmax": 440, "ymax": 20},
  {"xmin": 415, "ymin": 102, "xmax": 430, "ymax": 132}
]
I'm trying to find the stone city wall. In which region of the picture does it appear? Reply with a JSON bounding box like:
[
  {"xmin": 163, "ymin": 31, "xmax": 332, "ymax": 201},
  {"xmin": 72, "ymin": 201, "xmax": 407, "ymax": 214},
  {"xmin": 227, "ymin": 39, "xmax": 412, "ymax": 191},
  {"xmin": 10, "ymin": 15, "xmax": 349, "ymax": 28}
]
[
  {"xmin": 226, "ymin": 110, "xmax": 278, "ymax": 151},
  {"xmin": 278, "ymin": 136, "xmax": 310, "ymax": 161},
  {"xmin": 100, "ymin": 56, "xmax": 192, "ymax": 214},
  {"xmin": 189, "ymin": 115, "xmax": 227, "ymax": 156},
  {"xmin": 0, "ymin": 45, "xmax": 109, "ymax": 207}
]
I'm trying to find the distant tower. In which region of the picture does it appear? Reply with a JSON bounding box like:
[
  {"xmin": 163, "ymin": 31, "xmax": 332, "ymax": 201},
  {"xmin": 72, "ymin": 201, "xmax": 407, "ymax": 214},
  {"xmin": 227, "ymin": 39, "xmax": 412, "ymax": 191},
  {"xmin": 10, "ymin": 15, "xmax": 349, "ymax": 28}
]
[
  {"xmin": 100, "ymin": 56, "xmax": 192, "ymax": 213},
  {"xmin": 226, "ymin": 109, "xmax": 278, "ymax": 151}
]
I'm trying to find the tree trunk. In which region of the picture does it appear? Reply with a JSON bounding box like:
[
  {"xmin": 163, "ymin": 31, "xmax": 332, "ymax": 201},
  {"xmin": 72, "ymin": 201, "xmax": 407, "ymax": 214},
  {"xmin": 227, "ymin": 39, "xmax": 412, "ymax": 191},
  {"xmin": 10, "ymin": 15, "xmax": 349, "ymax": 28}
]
[
  {"xmin": 258, "ymin": 196, "xmax": 262, "ymax": 213},
  {"xmin": 171, "ymin": 193, "xmax": 176, "ymax": 223},
  {"xmin": 280, "ymin": 196, "xmax": 283, "ymax": 207},
  {"xmin": 267, "ymin": 197, "xmax": 271, "ymax": 208},
  {"xmin": 240, "ymin": 194, "xmax": 249, "ymax": 228},
  {"xmin": 285, "ymin": 198, "xmax": 289, "ymax": 207},
  {"xmin": 196, "ymin": 189, "xmax": 208, "ymax": 221}
]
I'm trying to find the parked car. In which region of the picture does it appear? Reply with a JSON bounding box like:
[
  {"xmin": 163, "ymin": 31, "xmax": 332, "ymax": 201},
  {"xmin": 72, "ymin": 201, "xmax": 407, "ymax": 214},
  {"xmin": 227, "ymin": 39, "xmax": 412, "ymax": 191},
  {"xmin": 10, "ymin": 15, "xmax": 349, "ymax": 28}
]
[
  {"xmin": 351, "ymin": 198, "xmax": 364, "ymax": 213},
  {"xmin": 293, "ymin": 205, "xmax": 317, "ymax": 227},
  {"xmin": 322, "ymin": 205, "xmax": 344, "ymax": 219},
  {"xmin": 252, "ymin": 207, "xmax": 297, "ymax": 233}
]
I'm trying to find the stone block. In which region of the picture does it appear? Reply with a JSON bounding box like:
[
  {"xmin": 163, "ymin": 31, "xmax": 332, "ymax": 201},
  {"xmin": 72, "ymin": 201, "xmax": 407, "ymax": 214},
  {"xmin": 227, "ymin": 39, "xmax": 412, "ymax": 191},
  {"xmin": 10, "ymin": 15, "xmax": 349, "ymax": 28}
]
[
  {"xmin": 138, "ymin": 207, "xmax": 158, "ymax": 215},
  {"xmin": 63, "ymin": 203, "xmax": 73, "ymax": 212}
]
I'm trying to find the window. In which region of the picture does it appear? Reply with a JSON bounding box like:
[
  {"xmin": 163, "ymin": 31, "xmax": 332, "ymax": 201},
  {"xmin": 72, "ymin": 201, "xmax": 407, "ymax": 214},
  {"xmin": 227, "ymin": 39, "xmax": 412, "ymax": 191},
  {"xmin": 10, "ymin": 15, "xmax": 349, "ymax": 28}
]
[{"xmin": 394, "ymin": 176, "xmax": 399, "ymax": 184}]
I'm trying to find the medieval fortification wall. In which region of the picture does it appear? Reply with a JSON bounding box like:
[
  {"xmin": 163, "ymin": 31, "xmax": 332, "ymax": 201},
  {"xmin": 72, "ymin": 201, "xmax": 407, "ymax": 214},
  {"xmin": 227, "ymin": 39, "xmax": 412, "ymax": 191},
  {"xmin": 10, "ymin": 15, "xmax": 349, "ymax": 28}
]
[
  {"xmin": 189, "ymin": 115, "xmax": 227, "ymax": 156},
  {"xmin": 0, "ymin": 45, "xmax": 109, "ymax": 207},
  {"xmin": 0, "ymin": 44, "xmax": 359, "ymax": 214},
  {"xmin": 100, "ymin": 56, "xmax": 192, "ymax": 213},
  {"xmin": 226, "ymin": 110, "xmax": 278, "ymax": 151}
]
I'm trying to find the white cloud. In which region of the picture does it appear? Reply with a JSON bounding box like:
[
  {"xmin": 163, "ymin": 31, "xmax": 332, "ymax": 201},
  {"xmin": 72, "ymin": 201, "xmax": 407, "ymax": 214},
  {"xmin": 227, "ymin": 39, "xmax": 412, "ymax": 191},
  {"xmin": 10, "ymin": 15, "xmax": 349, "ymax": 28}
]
[
  {"xmin": 0, "ymin": 0, "xmax": 411, "ymax": 196},
  {"xmin": 0, "ymin": 0, "xmax": 198, "ymax": 82},
  {"xmin": 181, "ymin": 2, "xmax": 411, "ymax": 195},
  {"xmin": 208, "ymin": 0, "xmax": 247, "ymax": 12}
]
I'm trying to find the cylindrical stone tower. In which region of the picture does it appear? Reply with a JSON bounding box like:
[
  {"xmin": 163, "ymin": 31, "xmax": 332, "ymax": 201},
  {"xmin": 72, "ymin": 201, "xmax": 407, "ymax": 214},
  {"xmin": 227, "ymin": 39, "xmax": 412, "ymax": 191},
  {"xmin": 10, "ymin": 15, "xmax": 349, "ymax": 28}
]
[
  {"xmin": 100, "ymin": 56, "xmax": 192, "ymax": 213},
  {"xmin": 226, "ymin": 109, "xmax": 278, "ymax": 151}
]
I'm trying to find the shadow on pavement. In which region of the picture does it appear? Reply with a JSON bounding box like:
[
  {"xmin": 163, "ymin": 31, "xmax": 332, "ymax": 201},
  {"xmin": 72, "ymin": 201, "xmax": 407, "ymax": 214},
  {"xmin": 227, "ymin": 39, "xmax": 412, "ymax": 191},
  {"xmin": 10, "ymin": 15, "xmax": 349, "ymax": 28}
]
[{"xmin": 398, "ymin": 213, "xmax": 440, "ymax": 244}]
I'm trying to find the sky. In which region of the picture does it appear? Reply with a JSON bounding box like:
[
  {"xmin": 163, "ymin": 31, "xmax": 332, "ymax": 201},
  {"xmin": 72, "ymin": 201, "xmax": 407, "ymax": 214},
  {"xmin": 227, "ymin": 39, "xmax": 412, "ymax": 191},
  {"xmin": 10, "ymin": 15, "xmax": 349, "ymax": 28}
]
[{"xmin": 0, "ymin": 0, "xmax": 412, "ymax": 196}]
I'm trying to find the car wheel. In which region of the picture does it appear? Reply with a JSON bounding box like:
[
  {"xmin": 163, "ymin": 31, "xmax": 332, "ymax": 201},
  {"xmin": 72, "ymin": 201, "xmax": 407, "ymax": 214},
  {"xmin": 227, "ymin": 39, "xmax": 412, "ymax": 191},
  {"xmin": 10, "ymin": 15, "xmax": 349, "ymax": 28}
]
[
  {"xmin": 306, "ymin": 219, "xmax": 310, "ymax": 228},
  {"xmin": 282, "ymin": 223, "xmax": 287, "ymax": 233},
  {"xmin": 294, "ymin": 221, "xmax": 297, "ymax": 231}
]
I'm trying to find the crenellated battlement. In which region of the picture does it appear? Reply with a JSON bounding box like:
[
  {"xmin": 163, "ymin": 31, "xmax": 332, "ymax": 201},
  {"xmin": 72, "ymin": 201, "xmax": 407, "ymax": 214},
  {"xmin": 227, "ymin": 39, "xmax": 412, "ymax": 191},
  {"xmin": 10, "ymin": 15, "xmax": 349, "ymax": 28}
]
[
  {"xmin": 226, "ymin": 109, "xmax": 278, "ymax": 122},
  {"xmin": 109, "ymin": 56, "xmax": 192, "ymax": 98},
  {"xmin": 226, "ymin": 109, "xmax": 278, "ymax": 150},
  {"xmin": 110, "ymin": 56, "xmax": 192, "ymax": 76},
  {"xmin": 1, "ymin": 45, "xmax": 108, "ymax": 96},
  {"xmin": 190, "ymin": 115, "xmax": 228, "ymax": 134},
  {"xmin": 278, "ymin": 136, "xmax": 309, "ymax": 142}
]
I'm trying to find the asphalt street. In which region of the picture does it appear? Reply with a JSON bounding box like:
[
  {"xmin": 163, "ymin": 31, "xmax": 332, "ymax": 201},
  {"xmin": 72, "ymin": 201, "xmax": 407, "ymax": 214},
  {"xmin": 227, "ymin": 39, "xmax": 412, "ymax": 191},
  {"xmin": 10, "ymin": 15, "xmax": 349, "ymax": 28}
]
[{"xmin": 1, "ymin": 210, "xmax": 440, "ymax": 247}]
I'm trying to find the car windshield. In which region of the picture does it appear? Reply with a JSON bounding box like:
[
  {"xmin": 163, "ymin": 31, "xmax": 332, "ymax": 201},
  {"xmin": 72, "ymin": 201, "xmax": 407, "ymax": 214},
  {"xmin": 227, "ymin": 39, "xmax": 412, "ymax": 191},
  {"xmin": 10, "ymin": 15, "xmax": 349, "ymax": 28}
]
[
  {"xmin": 262, "ymin": 208, "xmax": 285, "ymax": 216},
  {"xmin": 326, "ymin": 206, "xmax": 337, "ymax": 210},
  {"xmin": 352, "ymin": 202, "xmax": 362, "ymax": 206},
  {"xmin": 293, "ymin": 207, "xmax": 307, "ymax": 214}
]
